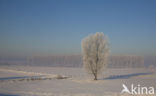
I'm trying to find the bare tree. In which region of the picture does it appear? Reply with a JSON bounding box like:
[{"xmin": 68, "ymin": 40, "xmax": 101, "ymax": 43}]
[{"xmin": 81, "ymin": 32, "xmax": 110, "ymax": 80}]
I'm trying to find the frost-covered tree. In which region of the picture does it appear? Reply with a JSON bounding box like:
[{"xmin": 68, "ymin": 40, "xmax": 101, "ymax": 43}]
[{"xmin": 81, "ymin": 32, "xmax": 110, "ymax": 80}]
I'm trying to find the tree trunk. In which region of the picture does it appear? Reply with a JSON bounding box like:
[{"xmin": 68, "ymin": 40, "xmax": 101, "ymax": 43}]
[{"xmin": 94, "ymin": 74, "xmax": 97, "ymax": 80}]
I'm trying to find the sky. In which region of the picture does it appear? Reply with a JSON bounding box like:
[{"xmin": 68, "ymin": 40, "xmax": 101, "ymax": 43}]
[{"xmin": 0, "ymin": 0, "xmax": 156, "ymax": 58}]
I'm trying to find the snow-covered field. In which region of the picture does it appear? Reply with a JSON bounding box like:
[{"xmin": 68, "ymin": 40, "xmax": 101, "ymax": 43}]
[{"xmin": 0, "ymin": 65, "xmax": 156, "ymax": 96}]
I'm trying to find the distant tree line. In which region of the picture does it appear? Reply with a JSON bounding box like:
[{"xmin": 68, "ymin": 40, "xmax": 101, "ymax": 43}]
[{"xmin": 26, "ymin": 55, "xmax": 144, "ymax": 68}]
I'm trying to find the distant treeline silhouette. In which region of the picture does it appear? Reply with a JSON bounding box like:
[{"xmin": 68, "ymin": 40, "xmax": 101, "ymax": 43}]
[
  {"xmin": 25, "ymin": 55, "xmax": 144, "ymax": 68},
  {"xmin": 0, "ymin": 55, "xmax": 147, "ymax": 68}
]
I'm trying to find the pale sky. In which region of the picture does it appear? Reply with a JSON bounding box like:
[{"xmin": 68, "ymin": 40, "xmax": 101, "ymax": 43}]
[{"xmin": 0, "ymin": 0, "xmax": 156, "ymax": 57}]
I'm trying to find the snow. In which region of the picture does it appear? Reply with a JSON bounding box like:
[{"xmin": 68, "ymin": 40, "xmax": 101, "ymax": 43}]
[{"xmin": 0, "ymin": 65, "xmax": 156, "ymax": 96}]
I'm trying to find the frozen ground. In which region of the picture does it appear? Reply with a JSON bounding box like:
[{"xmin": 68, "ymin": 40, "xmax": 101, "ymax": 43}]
[{"xmin": 0, "ymin": 66, "xmax": 156, "ymax": 96}]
